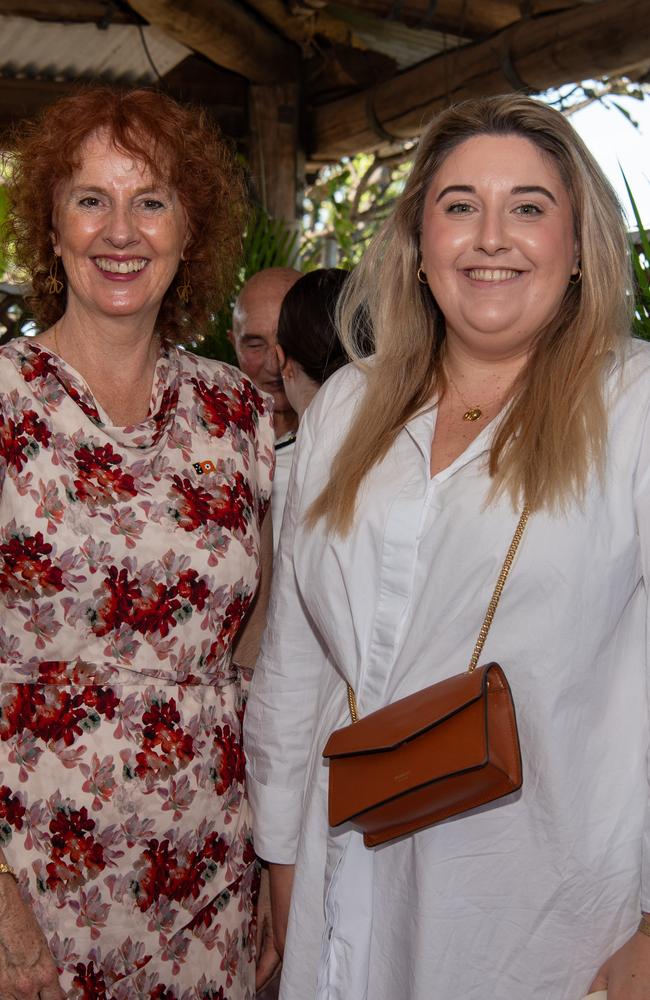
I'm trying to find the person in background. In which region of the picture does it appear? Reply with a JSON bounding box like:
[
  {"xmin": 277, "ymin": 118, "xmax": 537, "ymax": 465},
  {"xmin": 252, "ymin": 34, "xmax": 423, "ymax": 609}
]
[
  {"xmin": 255, "ymin": 269, "xmax": 348, "ymax": 1000},
  {"xmin": 229, "ymin": 267, "xmax": 301, "ymax": 551},
  {"xmin": 276, "ymin": 268, "xmax": 349, "ymax": 423},
  {"xmin": 245, "ymin": 94, "xmax": 650, "ymax": 1000},
  {"xmin": 0, "ymin": 86, "xmax": 276, "ymax": 999}
]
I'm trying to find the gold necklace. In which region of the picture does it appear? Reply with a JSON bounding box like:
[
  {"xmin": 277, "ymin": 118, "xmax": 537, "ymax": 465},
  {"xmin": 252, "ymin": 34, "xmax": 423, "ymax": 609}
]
[{"xmin": 445, "ymin": 369, "xmax": 483, "ymax": 422}]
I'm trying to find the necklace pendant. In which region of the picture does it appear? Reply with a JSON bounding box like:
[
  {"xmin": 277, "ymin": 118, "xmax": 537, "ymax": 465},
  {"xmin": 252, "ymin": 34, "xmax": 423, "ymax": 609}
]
[{"xmin": 463, "ymin": 407, "xmax": 482, "ymax": 422}]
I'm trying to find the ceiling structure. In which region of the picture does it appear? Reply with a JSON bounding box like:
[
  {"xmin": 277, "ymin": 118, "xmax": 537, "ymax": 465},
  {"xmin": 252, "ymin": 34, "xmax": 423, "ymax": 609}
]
[{"xmin": 0, "ymin": 0, "xmax": 648, "ymax": 218}]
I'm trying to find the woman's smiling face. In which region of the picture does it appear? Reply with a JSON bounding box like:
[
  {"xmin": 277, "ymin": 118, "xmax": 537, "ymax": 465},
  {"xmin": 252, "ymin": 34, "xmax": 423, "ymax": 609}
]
[
  {"xmin": 419, "ymin": 133, "xmax": 579, "ymax": 360},
  {"xmin": 52, "ymin": 129, "xmax": 188, "ymax": 327}
]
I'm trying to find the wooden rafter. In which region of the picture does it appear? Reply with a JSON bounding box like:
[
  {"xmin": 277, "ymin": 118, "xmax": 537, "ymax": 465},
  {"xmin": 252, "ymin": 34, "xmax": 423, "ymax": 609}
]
[
  {"xmin": 330, "ymin": 0, "xmax": 590, "ymax": 38},
  {"xmin": 245, "ymin": 0, "xmax": 359, "ymax": 50},
  {"xmin": 127, "ymin": 0, "xmax": 299, "ymax": 84},
  {"xmin": 309, "ymin": 0, "xmax": 650, "ymax": 160},
  {"xmin": 0, "ymin": 1, "xmax": 133, "ymax": 22}
]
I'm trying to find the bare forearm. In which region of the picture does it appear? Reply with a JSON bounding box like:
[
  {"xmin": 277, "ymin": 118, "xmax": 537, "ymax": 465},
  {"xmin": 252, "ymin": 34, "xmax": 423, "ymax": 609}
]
[{"xmin": 269, "ymin": 862, "xmax": 295, "ymax": 958}]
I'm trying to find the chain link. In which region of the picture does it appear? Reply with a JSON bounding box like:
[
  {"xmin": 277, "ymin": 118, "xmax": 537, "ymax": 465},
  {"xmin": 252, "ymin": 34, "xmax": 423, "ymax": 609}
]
[{"xmin": 468, "ymin": 506, "xmax": 530, "ymax": 671}]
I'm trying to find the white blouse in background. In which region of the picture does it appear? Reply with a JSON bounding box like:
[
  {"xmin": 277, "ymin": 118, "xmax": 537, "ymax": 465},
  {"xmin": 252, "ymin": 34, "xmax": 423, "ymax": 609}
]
[
  {"xmin": 271, "ymin": 432, "xmax": 296, "ymax": 553},
  {"xmin": 245, "ymin": 339, "xmax": 650, "ymax": 1000}
]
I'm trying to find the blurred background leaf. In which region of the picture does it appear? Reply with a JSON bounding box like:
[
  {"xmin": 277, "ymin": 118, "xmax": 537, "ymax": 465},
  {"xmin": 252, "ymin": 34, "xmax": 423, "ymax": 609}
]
[{"xmin": 622, "ymin": 174, "xmax": 650, "ymax": 341}]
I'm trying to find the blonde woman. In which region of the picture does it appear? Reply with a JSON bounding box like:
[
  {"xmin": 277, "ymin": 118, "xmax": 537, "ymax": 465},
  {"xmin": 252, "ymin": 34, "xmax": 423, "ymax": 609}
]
[{"xmin": 245, "ymin": 95, "xmax": 650, "ymax": 1000}]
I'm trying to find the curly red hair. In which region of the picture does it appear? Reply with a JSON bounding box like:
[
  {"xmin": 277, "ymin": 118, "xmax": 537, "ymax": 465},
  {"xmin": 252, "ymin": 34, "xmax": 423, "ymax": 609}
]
[{"xmin": 5, "ymin": 86, "xmax": 248, "ymax": 343}]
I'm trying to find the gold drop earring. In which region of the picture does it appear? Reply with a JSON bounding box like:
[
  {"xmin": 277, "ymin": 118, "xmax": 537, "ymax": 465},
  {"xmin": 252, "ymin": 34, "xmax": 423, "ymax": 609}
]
[
  {"xmin": 45, "ymin": 256, "xmax": 63, "ymax": 295},
  {"xmin": 177, "ymin": 261, "xmax": 192, "ymax": 304}
]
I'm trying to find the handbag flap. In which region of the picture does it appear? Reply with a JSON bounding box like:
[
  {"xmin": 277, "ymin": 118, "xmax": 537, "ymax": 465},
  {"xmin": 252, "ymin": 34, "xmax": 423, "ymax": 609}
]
[{"xmin": 323, "ymin": 663, "xmax": 497, "ymax": 759}]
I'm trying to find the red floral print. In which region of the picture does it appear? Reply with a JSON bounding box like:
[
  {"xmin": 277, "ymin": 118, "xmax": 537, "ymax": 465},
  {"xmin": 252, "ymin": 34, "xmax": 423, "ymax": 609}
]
[
  {"xmin": 0, "ymin": 527, "xmax": 65, "ymax": 597},
  {"xmin": 0, "ymin": 407, "xmax": 51, "ymax": 474},
  {"xmin": 45, "ymin": 804, "xmax": 107, "ymax": 890},
  {"xmin": 212, "ymin": 724, "xmax": 245, "ymax": 795},
  {"xmin": 73, "ymin": 442, "xmax": 138, "ymax": 505},
  {"xmin": 0, "ymin": 783, "xmax": 25, "ymax": 830},
  {"xmin": 0, "ymin": 342, "xmax": 273, "ymax": 999},
  {"xmin": 0, "ymin": 683, "xmax": 118, "ymax": 748},
  {"xmin": 134, "ymin": 696, "xmax": 195, "ymax": 779}
]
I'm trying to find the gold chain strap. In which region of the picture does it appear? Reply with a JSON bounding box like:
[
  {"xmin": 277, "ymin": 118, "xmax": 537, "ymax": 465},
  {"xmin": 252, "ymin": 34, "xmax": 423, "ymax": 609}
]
[
  {"xmin": 346, "ymin": 507, "xmax": 530, "ymax": 724},
  {"xmin": 467, "ymin": 506, "xmax": 529, "ymax": 672}
]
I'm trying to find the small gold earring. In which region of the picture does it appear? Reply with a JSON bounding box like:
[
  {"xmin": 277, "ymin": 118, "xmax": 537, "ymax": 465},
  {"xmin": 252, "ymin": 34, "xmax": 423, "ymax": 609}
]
[
  {"xmin": 569, "ymin": 267, "xmax": 582, "ymax": 285},
  {"xmin": 45, "ymin": 256, "xmax": 63, "ymax": 295},
  {"xmin": 417, "ymin": 266, "xmax": 428, "ymax": 285},
  {"xmin": 177, "ymin": 261, "xmax": 192, "ymax": 304}
]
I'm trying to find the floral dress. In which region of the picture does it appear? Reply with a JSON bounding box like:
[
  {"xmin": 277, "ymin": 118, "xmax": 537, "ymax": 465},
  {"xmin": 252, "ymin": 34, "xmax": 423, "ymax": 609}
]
[{"xmin": 0, "ymin": 340, "xmax": 274, "ymax": 1000}]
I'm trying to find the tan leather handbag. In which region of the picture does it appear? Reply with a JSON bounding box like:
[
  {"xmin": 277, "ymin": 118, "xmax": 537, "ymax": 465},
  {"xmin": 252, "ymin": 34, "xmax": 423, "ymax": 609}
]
[{"xmin": 323, "ymin": 509, "xmax": 529, "ymax": 848}]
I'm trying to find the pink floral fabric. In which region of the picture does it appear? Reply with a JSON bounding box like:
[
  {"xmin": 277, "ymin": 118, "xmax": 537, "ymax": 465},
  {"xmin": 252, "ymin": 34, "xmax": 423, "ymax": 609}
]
[{"xmin": 0, "ymin": 341, "xmax": 274, "ymax": 999}]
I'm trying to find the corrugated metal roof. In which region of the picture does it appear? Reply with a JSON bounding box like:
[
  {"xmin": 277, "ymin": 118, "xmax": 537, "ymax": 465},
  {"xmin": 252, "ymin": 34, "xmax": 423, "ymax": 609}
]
[
  {"xmin": 328, "ymin": 5, "xmax": 466, "ymax": 69},
  {"xmin": 0, "ymin": 14, "xmax": 190, "ymax": 84}
]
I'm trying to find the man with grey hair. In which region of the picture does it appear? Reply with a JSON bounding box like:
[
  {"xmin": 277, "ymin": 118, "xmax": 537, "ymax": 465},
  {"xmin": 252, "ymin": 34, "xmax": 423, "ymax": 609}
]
[
  {"xmin": 229, "ymin": 267, "xmax": 302, "ymax": 996},
  {"xmin": 229, "ymin": 267, "xmax": 301, "ymax": 552}
]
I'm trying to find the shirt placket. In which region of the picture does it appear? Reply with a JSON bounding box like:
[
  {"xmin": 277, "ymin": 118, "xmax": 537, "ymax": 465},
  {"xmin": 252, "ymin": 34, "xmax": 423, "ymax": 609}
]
[{"xmin": 359, "ymin": 410, "xmax": 437, "ymax": 713}]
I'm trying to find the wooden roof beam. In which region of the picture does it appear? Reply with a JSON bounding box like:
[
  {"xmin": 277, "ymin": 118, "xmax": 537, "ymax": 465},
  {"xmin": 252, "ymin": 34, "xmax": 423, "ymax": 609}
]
[
  {"xmin": 127, "ymin": 0, "xmax": 299, "ymax": 83},
  {"xmin": 329, "ymin": 0, "xmax": 572, "ymax": 39},
  {"xmin": 309, "ymin": 0, "xmax": 650, "ymax": 160},
  {"xmin": 0, "ymin": 2, "xmax": 132, "ymax": 21}
]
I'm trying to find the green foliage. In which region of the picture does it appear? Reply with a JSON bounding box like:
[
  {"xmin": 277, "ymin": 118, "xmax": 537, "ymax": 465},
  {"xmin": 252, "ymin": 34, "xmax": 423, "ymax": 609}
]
[
  {"xmin": 622, "ymin": 175, "xmax": 650, "ymax": 340},
  {"xmin": 191, "ymin": 207, "xmax": 303, "ymax": 362},
  {"xmin": 303, "ymin": 150, "xmax": 414, "ymax": 268}
]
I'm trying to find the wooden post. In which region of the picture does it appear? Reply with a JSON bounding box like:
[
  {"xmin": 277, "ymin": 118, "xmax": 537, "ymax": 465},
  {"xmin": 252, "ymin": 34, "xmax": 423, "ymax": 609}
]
[{"xmin": 248, "ymin": 82, "xmax": 302, "ymax": 223}]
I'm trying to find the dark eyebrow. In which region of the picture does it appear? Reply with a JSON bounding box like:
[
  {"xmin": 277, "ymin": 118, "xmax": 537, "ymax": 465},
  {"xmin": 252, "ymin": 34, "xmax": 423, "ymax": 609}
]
[
  {"xmin": 434, "ymin": 185, "xmax": 474, "ymax": 203},
  {"xmin": 511, "ymin": 185, "xmax": 557, "ymax": 204},
  {"xmin": 434, "ymin": 183, "xmax": 558, "ymax": 204}
]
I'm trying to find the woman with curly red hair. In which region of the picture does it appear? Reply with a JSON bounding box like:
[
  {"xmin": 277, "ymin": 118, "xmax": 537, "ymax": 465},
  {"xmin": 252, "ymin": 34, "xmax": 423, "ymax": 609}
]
[{"xmin": 0, "ymin": 87, "xmax": 276, "ymax": 998}]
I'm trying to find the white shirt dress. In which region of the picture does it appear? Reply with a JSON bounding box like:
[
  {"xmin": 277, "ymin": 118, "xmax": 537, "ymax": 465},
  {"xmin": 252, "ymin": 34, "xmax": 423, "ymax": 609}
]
[{"xmin": 245, "ymin": 339, "xmax": 650, "ymax": 1000}]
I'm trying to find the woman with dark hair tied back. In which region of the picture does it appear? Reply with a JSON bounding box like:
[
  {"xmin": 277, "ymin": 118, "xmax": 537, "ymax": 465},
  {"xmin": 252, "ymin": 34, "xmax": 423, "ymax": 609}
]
[
  {"xmin": 0, "ymin": 87, "xmax": 276, "ymax": 998},
  {"xmin": 266, "ymin": 268, "xmax": 349, "ymax": 555},
  {"xmin": 246, "ymin": 94, "xmax": 650, "ymax": 1000},
  {"xmin": 276, "ymin": 268, "xmax": 349, "ymax": 421}
]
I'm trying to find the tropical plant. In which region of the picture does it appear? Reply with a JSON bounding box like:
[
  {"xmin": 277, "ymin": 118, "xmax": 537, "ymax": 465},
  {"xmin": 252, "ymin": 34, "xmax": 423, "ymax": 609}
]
[
  {"xmin": 622, "ymin": 175, "xmax": 650, "ymax": 340},
  {"xmin": 302, "ymin": 149, "xmax": 414, "ymax": 268},
  {"xmin": 191, "ymin": 206, "xmax": 305, "ymax": 362}
]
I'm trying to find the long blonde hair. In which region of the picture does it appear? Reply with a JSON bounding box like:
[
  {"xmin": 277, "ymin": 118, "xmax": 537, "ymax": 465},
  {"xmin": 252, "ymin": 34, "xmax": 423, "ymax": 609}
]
[{"xmin": 309, "ymin": 95, "xmax": 633, "ymax": 535}]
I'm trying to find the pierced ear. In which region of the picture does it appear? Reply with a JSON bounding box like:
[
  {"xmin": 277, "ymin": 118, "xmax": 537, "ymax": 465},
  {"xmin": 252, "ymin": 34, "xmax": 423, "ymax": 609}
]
[
  {"xmin": 50, "ymin": 231, "xmax": 61, "ymax": 257},
  {"xmin": 573, "ymin": 241, "xmax": 580, "ymax": 272}
]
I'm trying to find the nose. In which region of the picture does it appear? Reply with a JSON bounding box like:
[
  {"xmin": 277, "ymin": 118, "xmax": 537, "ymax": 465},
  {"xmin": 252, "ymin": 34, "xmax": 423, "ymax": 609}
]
[
  {"xmin": 263, "ymin": 342, "xmax": 281, "ymax": 376},
  {"xmin": 474, "ymin": 207, "xmax": 510, "ymax": 255},
  {"xmin": 104, "ymin": 203, "xmax": 138, "ymax": 249}
]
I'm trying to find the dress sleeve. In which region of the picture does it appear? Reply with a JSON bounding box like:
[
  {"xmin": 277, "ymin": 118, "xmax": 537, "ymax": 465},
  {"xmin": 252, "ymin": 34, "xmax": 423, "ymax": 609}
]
[
  {"xmin": 244, "ymin": 401, "xmax": 329, "ymax": 864},
  {"xmin": 635, "ymin": 401, "xmax": 650, "ymax": 910}
]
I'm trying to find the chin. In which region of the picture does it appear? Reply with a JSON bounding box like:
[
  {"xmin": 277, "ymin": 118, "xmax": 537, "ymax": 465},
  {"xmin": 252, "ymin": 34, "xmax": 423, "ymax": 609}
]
[{"xmin": 272, "ymin": 392, "xmax": 292, "ymax": 413}]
